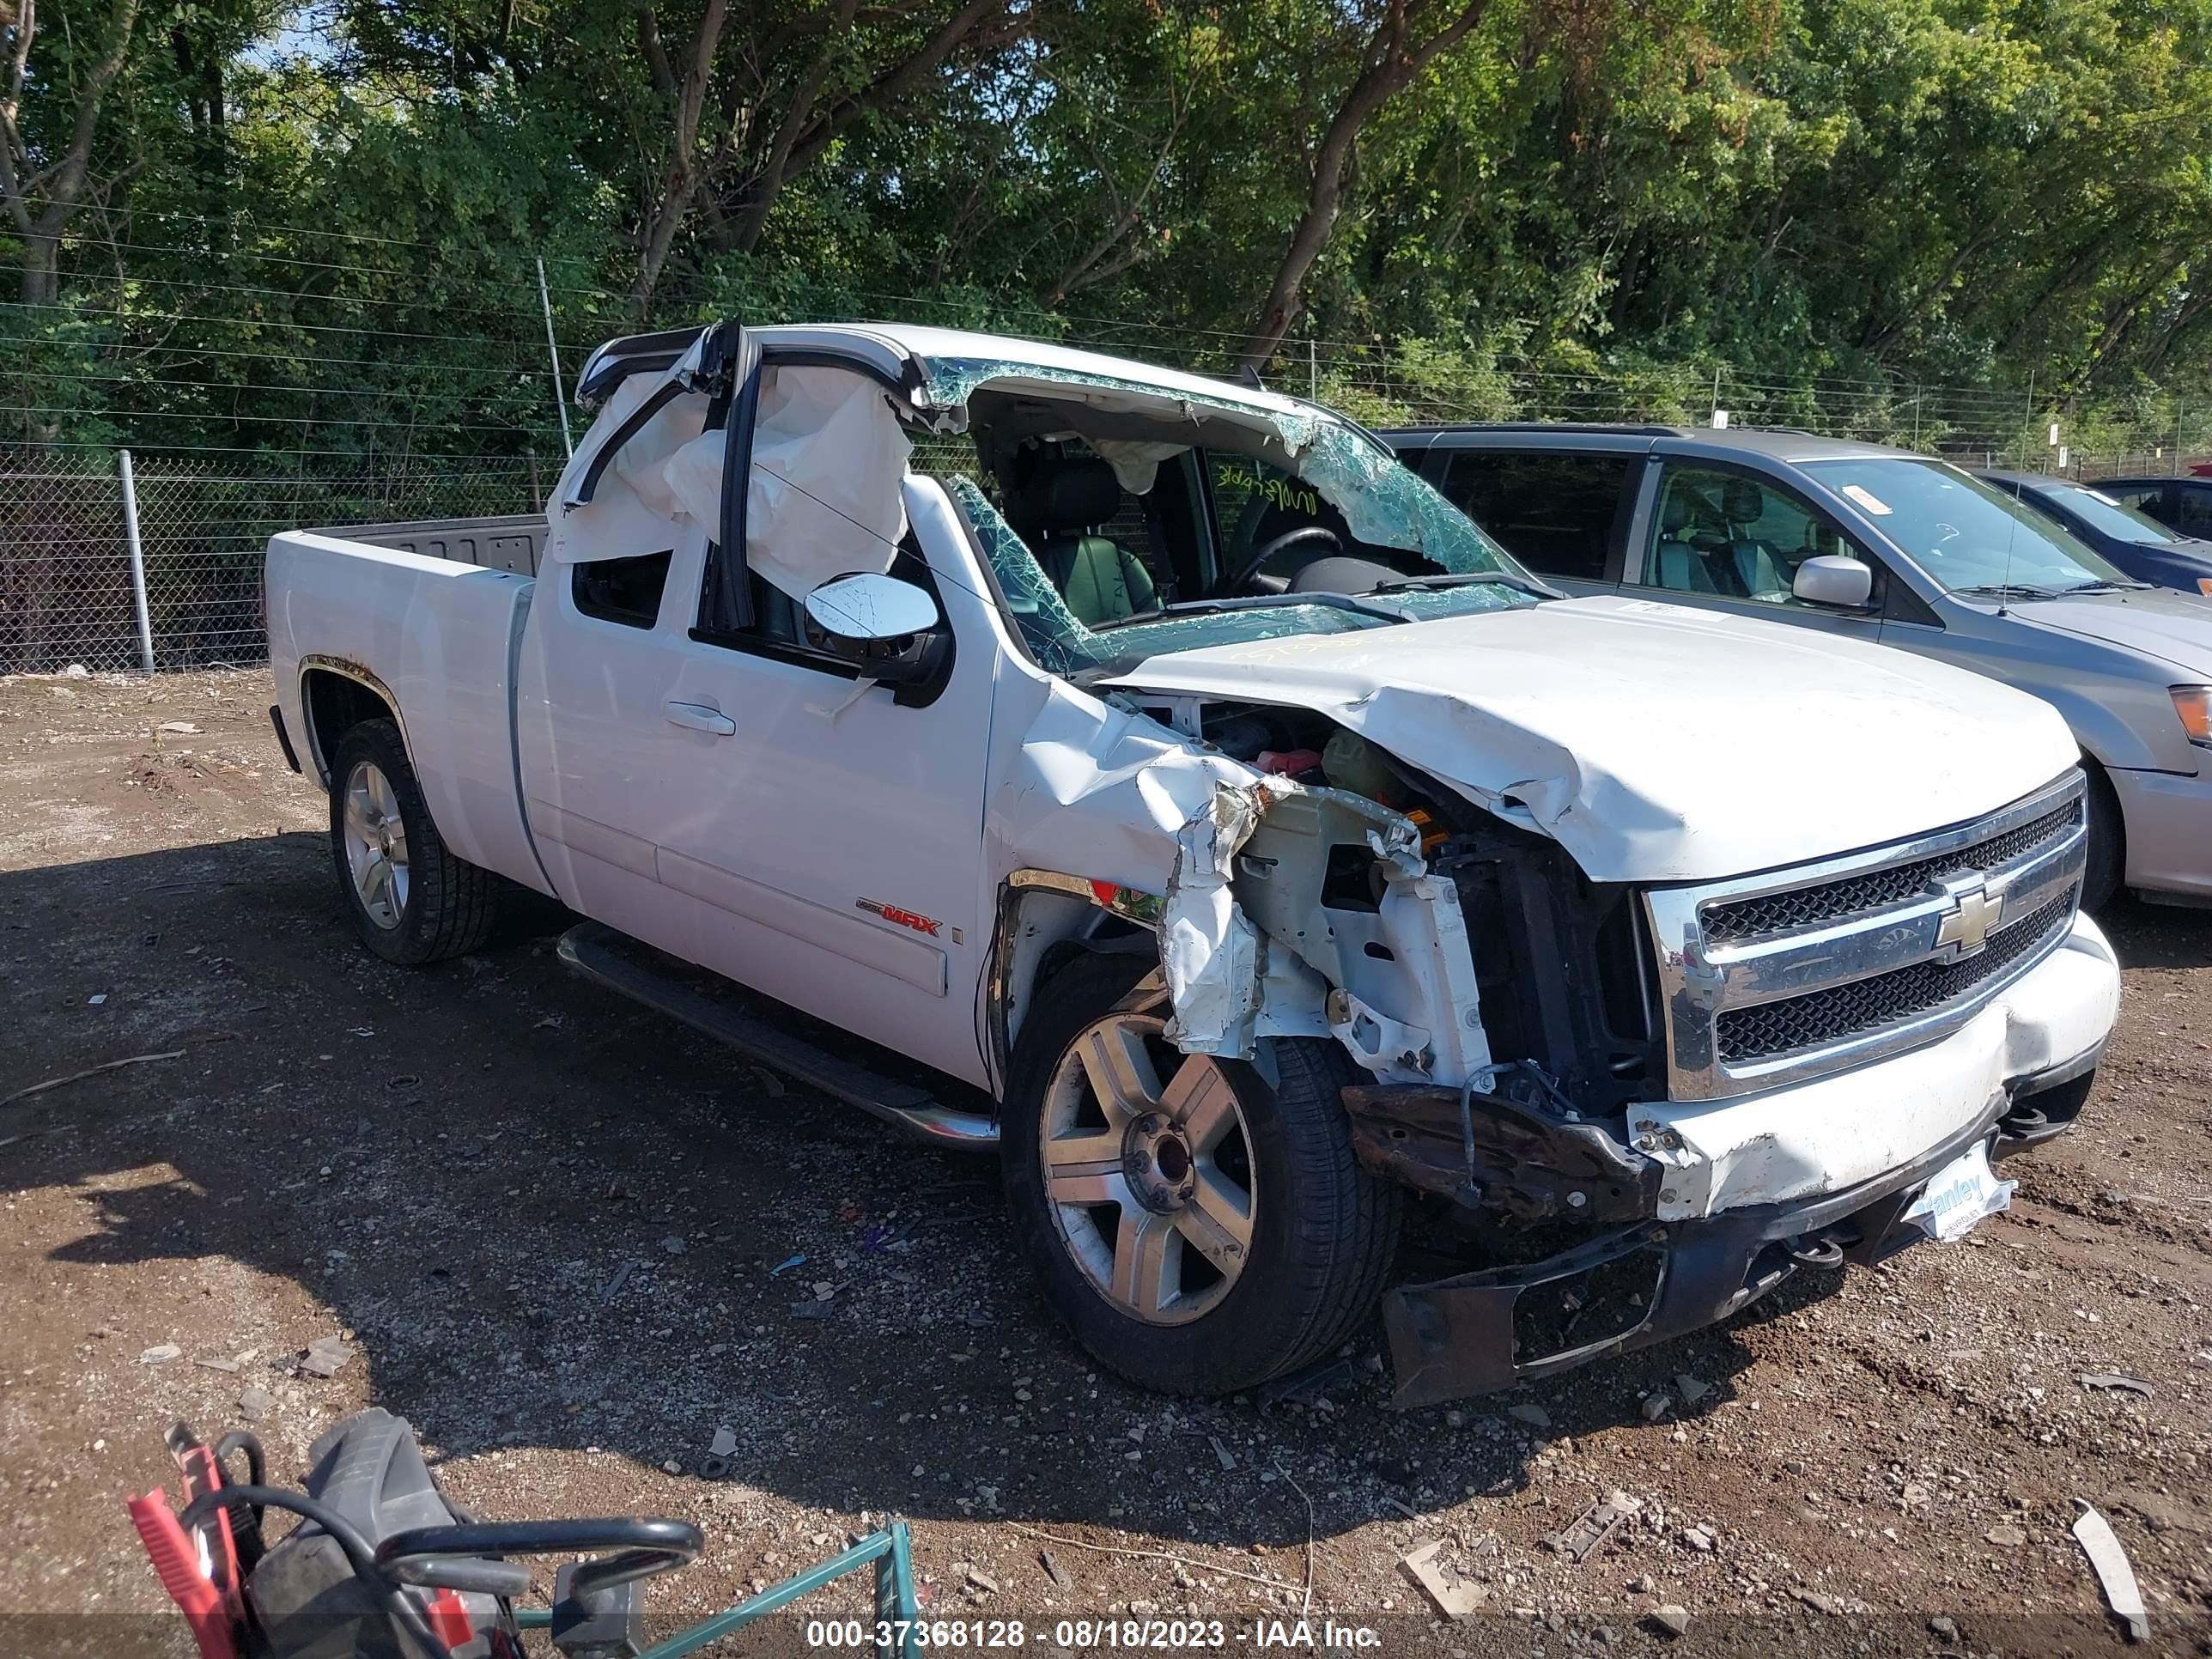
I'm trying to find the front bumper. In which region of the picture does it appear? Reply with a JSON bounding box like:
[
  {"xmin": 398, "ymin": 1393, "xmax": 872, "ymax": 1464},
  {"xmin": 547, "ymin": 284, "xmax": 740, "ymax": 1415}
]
[
  {"xmin": 1373, "ymin": 912, "xmax": 2120, "ymax": 1409},
  {"xmin": 2111, "ymin": 763, "xmax": 2212, "ymax": 902}
]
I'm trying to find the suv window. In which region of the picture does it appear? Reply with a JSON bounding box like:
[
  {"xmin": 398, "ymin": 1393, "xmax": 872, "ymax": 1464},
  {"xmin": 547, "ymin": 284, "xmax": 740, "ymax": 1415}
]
[
  {"xmin": 2098, "ymin": 483, "xmax": 2168, "ymax": 522},
  {"xmin": 2172, "ymin": 481, "xmax": 2212, "ymax": 538},
  {"xmin": 1434, "ymin": 451, "xmax": 1631, "ymax": 581},
  {"xmin": 1639, "ymin": 464, "xmax": 1847, "ymax": 605}
]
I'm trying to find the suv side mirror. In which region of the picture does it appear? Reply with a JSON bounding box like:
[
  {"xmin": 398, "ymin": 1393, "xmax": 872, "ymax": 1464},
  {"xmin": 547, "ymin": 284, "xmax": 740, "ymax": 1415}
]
[{"xmin": 1792, "ymin": 555, "xmax": 1873, "ymax": 609}]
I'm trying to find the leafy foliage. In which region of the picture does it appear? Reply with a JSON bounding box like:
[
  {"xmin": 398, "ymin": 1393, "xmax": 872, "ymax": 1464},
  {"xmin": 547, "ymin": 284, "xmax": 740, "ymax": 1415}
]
[{"xmin": 2, "ymin": 0, "xmax": 2209, "ymax": 461}]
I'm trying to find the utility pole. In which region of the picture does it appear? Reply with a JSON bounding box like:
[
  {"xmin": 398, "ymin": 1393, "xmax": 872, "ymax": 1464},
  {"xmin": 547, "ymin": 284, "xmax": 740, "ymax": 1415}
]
[
  {"xmin": 118, "ymin": 450, "xmax": 155, "ymax": 674},
  {"xmin": 538, "ymin": 258, "xmax": 575, "ymax": 459}
]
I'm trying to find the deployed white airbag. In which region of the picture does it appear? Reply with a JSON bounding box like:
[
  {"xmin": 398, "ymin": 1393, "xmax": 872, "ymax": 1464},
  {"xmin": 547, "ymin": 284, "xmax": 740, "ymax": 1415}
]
[
  {"xmin": 743, "ymin": 367, "xmax": 913, "ymax": 600},
  {"xmin": 554, "ymin": 365, "xmax": 914, "ymax": 599}
]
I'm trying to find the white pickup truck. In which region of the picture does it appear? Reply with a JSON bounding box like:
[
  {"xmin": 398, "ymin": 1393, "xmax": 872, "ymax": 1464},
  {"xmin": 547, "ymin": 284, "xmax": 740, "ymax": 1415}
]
[{"xmin": 264, "ymin": 323, "xmax": 2121, "ymax": 1407}]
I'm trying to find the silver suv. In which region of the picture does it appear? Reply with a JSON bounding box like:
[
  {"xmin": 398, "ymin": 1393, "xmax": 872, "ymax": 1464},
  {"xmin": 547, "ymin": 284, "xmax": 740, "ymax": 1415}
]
[{"xmin": 1385, "ymin": 425, "xmax": 2212, "ymax": 908}]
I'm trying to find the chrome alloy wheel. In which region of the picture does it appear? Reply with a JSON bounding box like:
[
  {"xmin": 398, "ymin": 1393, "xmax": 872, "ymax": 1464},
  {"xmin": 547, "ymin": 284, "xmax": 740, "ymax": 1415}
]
[
  {"xmin": 1039, "ymin": 1012, "xmax": 1255, "ymax": 1325},
  {"xmin": 342, "ymin": 759, "xmax": 410, "ymax": 929}
]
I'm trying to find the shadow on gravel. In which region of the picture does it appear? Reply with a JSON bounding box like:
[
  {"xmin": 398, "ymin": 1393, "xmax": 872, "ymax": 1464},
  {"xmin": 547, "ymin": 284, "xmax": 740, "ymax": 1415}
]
[
  {"xmin": 2100, "ymin": 893, "xmax": 2212, "ymax": 970},
  {"xmin": 6, "ymin": 831, "xmax": 1828, "ymax": 1549}
]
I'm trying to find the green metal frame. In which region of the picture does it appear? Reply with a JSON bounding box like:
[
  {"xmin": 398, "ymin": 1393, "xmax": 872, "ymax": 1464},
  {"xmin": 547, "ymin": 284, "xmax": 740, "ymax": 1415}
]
[{"xmin": 512, "ymin": 1519, "xmax": 919, "ymax": 1659}]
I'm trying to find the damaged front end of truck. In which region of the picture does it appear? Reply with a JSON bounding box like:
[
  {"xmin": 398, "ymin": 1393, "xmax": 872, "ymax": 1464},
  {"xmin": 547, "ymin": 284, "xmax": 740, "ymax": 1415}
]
[
  {"xmin": 874, "ymin": 338, "xmax": 2105, "ymax": 1409},
  {"xmin": 999, "ymin": 732, "xmax": 2096, "ymax": 1409}
]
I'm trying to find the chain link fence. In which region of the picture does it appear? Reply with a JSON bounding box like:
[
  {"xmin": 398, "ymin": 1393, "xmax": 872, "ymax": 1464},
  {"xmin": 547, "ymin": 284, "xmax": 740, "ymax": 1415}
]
[
  {"xmin": 3, "ymin": 370, "xmax": 2208, "ymax": 676},
  {"xmin": 0, "ymin": 450, "xmax": 552, "ymax": 675}
]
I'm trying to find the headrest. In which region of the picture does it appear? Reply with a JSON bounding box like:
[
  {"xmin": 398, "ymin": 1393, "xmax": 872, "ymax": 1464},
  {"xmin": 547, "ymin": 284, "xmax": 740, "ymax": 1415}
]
[
  {"xmin": 1019, "ymin": 458, "xmax": 1122, "ymax": 533},
  {"xmin": 1661, "ymin": 492, "xmax": 1694, "ymax": 533},
  {"xmin": 1722, "ymin": 476, "xmax": 1765, "ymax": 524}
]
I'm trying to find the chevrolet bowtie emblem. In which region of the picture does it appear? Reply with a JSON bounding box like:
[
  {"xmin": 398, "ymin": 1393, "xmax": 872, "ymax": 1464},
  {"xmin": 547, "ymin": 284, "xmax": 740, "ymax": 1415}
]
[{"xmin": 1934, "ymin": 878, "xmax": 2004, "ymax": 957}]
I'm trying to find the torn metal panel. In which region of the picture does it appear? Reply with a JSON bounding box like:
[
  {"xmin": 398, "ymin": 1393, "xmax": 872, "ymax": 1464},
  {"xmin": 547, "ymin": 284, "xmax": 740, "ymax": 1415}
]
[
  {"xmin": 1231, "ymin": 782, "xmax": 1492, "ymax": 1085},
  {"xmin": 1341, "ymin": 1082, "xmax": 1661, "ymax": 1223},
  {"xmin": 1159, "ymin": 787, "xmax": 1266, "ymax": 1056},
  {"xmin": 1103, "ymin": 595, "xmax": 2082, "ymax": 884},
  {"xmin": 985, "ymin": 670, "xmax": 1488, "ymax": 1080}
]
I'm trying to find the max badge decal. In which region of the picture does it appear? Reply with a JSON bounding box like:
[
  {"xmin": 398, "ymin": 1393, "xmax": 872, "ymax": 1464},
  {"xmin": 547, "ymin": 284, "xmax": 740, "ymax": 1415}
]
[{"xmin": 857, "ymin": 896, "xmax": 957, "ymax": 943}]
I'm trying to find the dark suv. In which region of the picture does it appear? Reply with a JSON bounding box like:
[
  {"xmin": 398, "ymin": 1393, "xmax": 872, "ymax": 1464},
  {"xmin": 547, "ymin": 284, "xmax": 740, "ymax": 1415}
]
[{"xmin": 1383, "ymin": 423, "xmax": 2212, "ymax": 908}]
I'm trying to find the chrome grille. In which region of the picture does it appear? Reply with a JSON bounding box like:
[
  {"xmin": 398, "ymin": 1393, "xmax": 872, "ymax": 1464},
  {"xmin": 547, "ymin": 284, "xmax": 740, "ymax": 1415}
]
[
  {"xmin": 1703, "ymin": 798, "xmax": 2083, "ymax": 945},
  {"xmin": 1642, "ymin": 769, "xmax": 2087, "ymax": 1101},
  {"xmin": 1715, "ymin": 896, "xmax": 2071, "ymax": 1063}
]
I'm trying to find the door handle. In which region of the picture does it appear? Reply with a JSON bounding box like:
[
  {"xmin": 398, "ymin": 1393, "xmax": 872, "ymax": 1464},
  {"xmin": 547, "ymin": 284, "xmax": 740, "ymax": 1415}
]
[{"xmin": 664, "ymin": 700, "xmax": 736, "ymax": 737}]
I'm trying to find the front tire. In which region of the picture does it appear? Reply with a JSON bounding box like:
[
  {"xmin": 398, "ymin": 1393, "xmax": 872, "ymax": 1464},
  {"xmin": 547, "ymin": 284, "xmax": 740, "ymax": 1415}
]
[
  {"xmin": 2080, "ymin": 760, "xmax": 2124, "ymax": 913},
  {"xmin": 328, "ymin": 717, "xmax": 499, "ymax": 965},
  {"xmin": 1002, "ymin": 951, "xmax": 1401, "ymax": 1395}
]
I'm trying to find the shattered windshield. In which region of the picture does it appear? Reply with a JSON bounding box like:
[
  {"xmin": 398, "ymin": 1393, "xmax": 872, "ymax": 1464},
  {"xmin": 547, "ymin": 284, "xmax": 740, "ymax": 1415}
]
[
  {"xmin": 948, "ymin": 477, "xmax": 1394, "ymax": 678},
  {"xmin": 925, "ymin": 356, "xmax": 1538, "ymax": 677}
]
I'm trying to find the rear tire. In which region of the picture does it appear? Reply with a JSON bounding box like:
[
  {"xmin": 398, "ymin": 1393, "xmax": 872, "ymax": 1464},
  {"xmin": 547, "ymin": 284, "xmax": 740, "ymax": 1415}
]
[
  {"xmin": 2080, "ymin": 760, "xmax": 2124, "ymax": 913},
  {"xmin": 1001, "ymin": 951, "xmax": 1401, "ymax": 1395},
  {"xmin": 328, "ymin": 718, "xmax": 499, "ymax": 965}
]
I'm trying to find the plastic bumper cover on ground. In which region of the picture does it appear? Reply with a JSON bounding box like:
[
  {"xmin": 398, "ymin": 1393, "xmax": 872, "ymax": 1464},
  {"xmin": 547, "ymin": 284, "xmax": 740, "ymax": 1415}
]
[
  {"xmin": 1379, "ymin": 913, "xmax": 2120, "ymax": 1409},
  {"xmin": 2112, "ymin": 763, "xmax": 2212, "ymax": 902}
]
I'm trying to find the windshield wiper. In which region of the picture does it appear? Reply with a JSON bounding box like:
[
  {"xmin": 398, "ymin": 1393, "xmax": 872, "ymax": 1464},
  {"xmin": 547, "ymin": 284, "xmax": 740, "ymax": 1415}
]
[
  {"xmin": 1951, "ymin": 581, "xmax": 2065, "ymax": 601},
  {"xmin": 1089, "ymin": 591, "xmax": 1413, "ymax": 631},
  {"xmin": 2057, "ymin": 579, "xmax": 2151, "ymax": 594},
  {"xmin": 1374, "ymin": 570, "xmax": 1562, "ymax": 601}
]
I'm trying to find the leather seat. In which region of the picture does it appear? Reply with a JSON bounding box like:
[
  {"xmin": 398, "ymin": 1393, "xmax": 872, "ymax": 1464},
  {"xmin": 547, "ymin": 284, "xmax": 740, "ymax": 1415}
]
[
  {"xmin": 1655, "ymin": 493, "xmax": 1719, "ymax": 593},
  {"xmin": 1720, "ymin": 477, "xmax": 1785, "ymax": 596},
  {"xmin": 1016, "ymin": 459, "xmax": 1158, "ymax": 625}
]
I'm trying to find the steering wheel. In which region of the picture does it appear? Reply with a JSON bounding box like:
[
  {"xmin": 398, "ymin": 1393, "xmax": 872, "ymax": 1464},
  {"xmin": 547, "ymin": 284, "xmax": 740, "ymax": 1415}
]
[{"xmin": 1218, "ymin": 526, "xmax": 1342, "ymax": 597}]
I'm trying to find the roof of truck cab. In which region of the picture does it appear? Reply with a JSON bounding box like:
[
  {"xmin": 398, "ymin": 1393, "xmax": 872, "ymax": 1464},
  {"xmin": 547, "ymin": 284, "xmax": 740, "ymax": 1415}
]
[
  {"xmin": 751, "ymin": 322, "xmax": 1322, "ymax": 422},
  {"xmin": 1382, "ymin": 422, "xmax": 1916, "ymax": 465}
]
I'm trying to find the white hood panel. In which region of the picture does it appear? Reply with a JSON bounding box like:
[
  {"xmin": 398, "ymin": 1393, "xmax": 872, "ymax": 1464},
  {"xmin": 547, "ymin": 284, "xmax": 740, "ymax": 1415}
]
[{"xmin": 1105, "ymin": 596, "xmax": 2081, "ymax": 884}]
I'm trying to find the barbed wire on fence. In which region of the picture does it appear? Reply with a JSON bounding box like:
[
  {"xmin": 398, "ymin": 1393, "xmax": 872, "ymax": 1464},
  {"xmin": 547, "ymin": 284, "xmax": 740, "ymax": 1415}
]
[{"xmin": 3, "ymin": 278, "xmax": 2209, "ymax": 677}]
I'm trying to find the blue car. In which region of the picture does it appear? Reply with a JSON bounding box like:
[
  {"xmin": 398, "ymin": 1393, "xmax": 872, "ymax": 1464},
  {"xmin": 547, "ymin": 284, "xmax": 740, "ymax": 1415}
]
[{"xmin": 1978, "ymin": 471, "xmax": 2212, "ymax": 597}]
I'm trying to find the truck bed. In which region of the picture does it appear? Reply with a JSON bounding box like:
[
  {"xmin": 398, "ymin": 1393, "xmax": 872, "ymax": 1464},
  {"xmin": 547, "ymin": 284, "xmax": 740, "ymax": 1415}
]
[
  {"xmin": 304, "ymin": 514, "xmax": 550, "ymax": 575},
  {"xmin": 266, "ymin": 518, "xmax": 549, "ymax": 896}
]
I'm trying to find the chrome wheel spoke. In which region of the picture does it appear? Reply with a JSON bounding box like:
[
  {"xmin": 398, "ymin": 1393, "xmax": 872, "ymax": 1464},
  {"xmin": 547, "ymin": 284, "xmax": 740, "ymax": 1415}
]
[
  {"xmin": 1046, "ymin": 1151, "xmax": 1128, "ymax": 1208},
  {"xmin": 343, "ymin": 790, "xmax": 374, "ymax": 843},
  {"xmin": 358, "ymin": 855, "xmax": 395, "ymax": 920},
  {"xmin": 1176, "ymin": 1161, "xmax": 1254, "ymax": 1272},
  {"xmin": 1078, "ymin": 1021, "xmax": 1161, "ymax": 1121},
  {"xmin": 1161, "ymin": 1054, "xmax": 1237, "ymax": 1154},
  {"xmin": 1044, "ymin": 1127, "xmax": 1123, "ymax": 1170},
  {"xmin": 1110, "ymin": 1210, "xmax": 1177, "ymax": 1318}
]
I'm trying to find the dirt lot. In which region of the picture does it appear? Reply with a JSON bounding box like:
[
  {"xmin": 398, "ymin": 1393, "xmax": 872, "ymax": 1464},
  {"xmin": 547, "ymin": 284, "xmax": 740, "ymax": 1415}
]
[{"xmin": 4, "ymin": 667, "xmax": 2211, "ymax": 1657}]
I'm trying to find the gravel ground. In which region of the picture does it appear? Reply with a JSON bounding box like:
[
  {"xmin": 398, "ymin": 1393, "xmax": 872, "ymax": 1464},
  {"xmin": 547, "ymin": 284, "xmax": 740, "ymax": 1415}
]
[{"xmin": 4, "ymin": 666, "xmax": 2211, "ymax": 1657}]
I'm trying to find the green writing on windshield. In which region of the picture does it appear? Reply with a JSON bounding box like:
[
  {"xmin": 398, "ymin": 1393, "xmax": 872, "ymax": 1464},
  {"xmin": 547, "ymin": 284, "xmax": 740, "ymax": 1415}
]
[{"xmin": 1214, "ymin": 459, "xmax": 1318, "ymax": 516}]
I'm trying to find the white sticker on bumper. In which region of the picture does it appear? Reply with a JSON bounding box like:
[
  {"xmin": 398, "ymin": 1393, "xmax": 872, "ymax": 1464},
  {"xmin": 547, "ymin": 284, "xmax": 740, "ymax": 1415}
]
[{"xmin": 1903, "ymin": 1140, "xmax": 2016, "ymax": 1243}]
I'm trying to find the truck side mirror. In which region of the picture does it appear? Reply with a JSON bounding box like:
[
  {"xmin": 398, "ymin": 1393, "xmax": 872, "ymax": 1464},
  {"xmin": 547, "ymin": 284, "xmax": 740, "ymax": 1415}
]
[
  {"xmin": 1792, "ymin": 555, "xmax": 1873, "ymax": 609},
  {"xmin": 803, "ymin": 572, "xmax": 940, "ymax": 641},
  {"xmin": 801, "ymin": 572, "xmax": 951, "ymax": 694}
]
